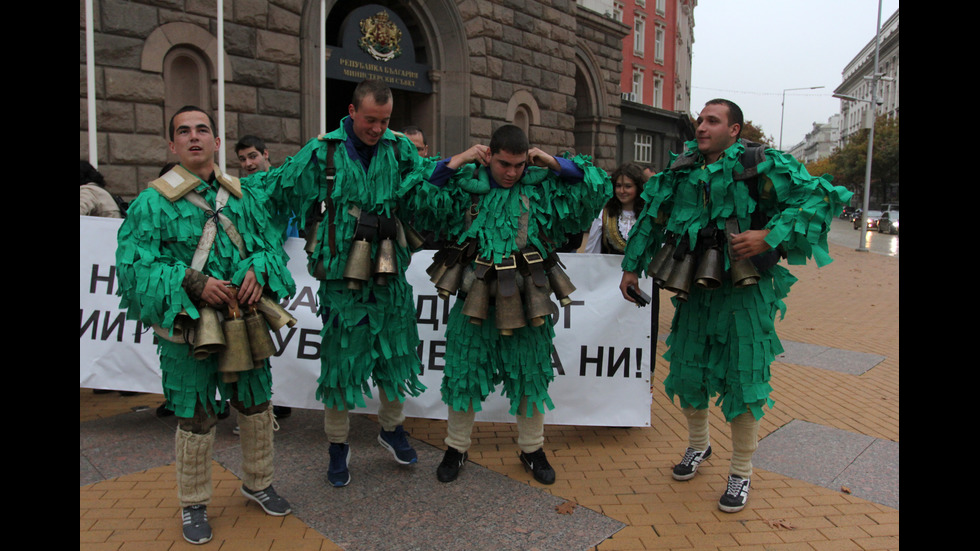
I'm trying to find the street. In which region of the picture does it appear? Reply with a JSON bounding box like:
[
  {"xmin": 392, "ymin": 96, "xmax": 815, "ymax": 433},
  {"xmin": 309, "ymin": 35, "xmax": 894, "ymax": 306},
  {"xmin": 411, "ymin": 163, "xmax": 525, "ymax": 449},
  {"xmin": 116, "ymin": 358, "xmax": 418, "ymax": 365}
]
[{"xmin": 827, "ymin": 217, "xmax": 899, "ymax": 258}]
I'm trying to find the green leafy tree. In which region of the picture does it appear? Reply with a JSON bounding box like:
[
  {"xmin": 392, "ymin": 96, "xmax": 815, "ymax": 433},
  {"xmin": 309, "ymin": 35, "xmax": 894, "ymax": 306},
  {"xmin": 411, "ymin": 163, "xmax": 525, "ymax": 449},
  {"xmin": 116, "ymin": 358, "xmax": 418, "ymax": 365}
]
[
  {"xmin": 741, "ymin": 120, "xmax": 774, "ymax": 147},
  {"xmin": 814, "ymin": 114, "xmax": 899, "ymax": 203}
]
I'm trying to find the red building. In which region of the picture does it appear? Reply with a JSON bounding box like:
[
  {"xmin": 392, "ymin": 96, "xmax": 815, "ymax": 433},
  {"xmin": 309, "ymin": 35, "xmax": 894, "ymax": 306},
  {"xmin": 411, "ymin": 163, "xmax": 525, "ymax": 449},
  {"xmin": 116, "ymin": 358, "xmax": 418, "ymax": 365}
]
[
  {"xmin": 602, "ymin": 0, "xmax": 696, "ymax": 170},
  {"xmin": 616, "ymin": 0, "xmax": 677, "ymax": 110}
]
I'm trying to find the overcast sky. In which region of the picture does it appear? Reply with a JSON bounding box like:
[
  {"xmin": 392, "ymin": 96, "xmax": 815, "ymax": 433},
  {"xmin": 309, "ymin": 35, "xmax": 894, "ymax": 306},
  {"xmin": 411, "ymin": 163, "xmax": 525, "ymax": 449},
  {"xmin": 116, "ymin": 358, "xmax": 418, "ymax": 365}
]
[{"xmin": 690, "ymin": 0, "xmax": 899, "ymax": 149}]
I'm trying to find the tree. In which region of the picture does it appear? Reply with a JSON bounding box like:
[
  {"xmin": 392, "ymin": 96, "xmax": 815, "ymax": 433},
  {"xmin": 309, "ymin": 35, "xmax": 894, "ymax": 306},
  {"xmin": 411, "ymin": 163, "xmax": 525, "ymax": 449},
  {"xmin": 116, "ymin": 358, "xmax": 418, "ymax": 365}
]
[
  {"xmin": 741, "ymin": 120, "xmax": 774, "ymax": 147},
  {"xmin": 817, "ymin": 114, "xmax": 899, "ymax": 203}
]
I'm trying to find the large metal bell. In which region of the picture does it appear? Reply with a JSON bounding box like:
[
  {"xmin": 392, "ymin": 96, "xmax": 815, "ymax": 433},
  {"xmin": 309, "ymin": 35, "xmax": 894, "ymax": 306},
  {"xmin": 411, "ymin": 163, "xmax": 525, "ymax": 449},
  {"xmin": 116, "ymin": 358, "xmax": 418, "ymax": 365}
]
[
  {"xmin": 546, "ymin": 264, "xmax": 576, "ymax": 307},
  {"xmin": 461, "ymin": 277, "xmax": 489, "ymax": 325},
  {"xmin": 694, "ymin": 247, "xmax": 723, "ymax": 289},
  {"xmin": 435, "ymin": 262, "xmax": 464, "ymax": 299},
  {"xmin": 524, "ymin": 281, "xmax": 557, "ymax": 327},
  {"xmin": 373, "ymin": 238, "xmax": 398, "ymax": 286},
  {"xmin": 664, "ymin": 253, "xmax": 695, "ymax": 302},
  {"xmin": 192, "ymin": 305, "xmax": 226, "ymax": 360},
  {"xmin": 647, "ymin": 242, "xmax": 675, "ymax": 281},
  {"xmin": 255, "ymin": 295, "xmax": 298, "ymax": 332},
  {"xmin": 244, "ymin": 307, "xmax": 277, "ymax": 362},
  {"xmin": 218, "ymin": 303, "xmax": 253, "ymax": 383},
  {"xmin": 343, "ymin": 239, "xmax": 373, "ymax": 290},
  {"xmin": 494, "ymin": 287, "xmax": 526, "ymax": 336}
]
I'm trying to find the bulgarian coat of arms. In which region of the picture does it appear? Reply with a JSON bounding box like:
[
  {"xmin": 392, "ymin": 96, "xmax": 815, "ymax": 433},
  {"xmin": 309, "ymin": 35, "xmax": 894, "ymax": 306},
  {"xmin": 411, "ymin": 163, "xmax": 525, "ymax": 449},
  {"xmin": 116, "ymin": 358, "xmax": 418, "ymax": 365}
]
[{"xmin": 359, "ymin": 10, "xmax": 403, "ymax": 62}]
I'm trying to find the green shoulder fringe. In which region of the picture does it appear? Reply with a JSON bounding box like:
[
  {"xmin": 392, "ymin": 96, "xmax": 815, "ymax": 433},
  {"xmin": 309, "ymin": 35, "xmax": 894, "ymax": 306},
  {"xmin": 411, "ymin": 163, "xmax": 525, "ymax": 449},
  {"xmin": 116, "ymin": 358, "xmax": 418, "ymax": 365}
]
[{"xmin": 116, "ymin": 176, "xmax": 295, "ymax": 330}]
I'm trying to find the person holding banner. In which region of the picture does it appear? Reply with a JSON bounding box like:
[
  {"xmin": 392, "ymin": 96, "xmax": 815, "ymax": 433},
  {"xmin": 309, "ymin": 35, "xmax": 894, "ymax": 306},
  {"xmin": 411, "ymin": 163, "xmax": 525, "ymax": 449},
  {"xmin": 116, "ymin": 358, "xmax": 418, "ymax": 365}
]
[
  {"xmin": 618, "ymin": 99, "xmax": 852, "ymax": 513},
  {"xmin": 414, "ymin": 124, "xmax": 611, "ymax": 485},
  {"xmin": 245, "ymin": 79, "xmax": 429, "ymax": 488},
  {"xmin": 115, "ymin": 106, "xmax": 297, "ymax": 544}
]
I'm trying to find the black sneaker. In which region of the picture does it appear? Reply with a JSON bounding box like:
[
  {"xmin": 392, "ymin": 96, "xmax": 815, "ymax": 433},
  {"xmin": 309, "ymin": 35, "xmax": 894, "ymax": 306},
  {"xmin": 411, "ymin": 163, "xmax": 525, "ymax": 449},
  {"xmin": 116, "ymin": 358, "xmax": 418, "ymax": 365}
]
[
  {"xmin": 378, "ymin": 425, "xmax": 418, "ymax": 465},
  {"xmin": 436, "ymin": 447, "xmax": 468, "ymax": 482},
  {"xmin": 273, "ymin": 405, "xmax": 292, "ymax": 419},
  {"xmin": 181, "ymin": 505, "xmax": 212, "ymax": 545},
  {"xmin": 519, "ymin": 448, "xmax": 556, "ymax": 485},
  {"xmin": 155, "ymin": 402, "xmax": 174, "ymax": 418},
  {"xmin": 718, "ymin": 474, "xmax": 750, "ymax": 513},
  {"xmin": 672, "ymin": 445, "xmax": 712, "ymax": 481},
  {"xmin": 328, "ymin": 442, "xmax": 351, "ymax": 487},
  {"xmin": 241, "ymin": 484, "xmax": 292, "ymax": 516}
]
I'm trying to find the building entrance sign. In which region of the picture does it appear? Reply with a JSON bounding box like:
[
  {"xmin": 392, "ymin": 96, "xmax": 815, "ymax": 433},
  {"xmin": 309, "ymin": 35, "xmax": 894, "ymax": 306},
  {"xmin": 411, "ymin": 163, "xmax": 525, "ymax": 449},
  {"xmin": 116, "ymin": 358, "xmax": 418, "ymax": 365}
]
[{"xmin": 326, "ymin": 4, "xmax": 432, "ymax": 94}]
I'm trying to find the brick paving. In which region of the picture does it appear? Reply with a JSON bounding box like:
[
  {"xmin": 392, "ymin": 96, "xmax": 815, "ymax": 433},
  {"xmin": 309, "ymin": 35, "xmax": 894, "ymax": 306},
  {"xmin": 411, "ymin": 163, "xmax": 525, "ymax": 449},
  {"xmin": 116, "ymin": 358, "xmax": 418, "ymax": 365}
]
[{"xmin": 81, "ymin": 238, "xmax": 898, "ymax": 550}]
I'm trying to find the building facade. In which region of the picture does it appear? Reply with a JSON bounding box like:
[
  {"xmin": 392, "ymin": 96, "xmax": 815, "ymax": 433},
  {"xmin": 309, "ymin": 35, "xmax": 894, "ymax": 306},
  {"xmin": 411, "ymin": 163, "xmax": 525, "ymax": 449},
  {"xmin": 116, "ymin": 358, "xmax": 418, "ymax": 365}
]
[
  {"xmin": 607, "ymin": 0, "xmax": 696, "ymax": 171},
  {"xmin": 81, "ymin": 0, "xmax": 630, "ymax": 201},
  {"xmin": 834, "ymin": 7, "xmax": 898, "ymax": 145},
  {"xmin": 786, "ymin": 113, "xmax": 841, "ymax": 164}
]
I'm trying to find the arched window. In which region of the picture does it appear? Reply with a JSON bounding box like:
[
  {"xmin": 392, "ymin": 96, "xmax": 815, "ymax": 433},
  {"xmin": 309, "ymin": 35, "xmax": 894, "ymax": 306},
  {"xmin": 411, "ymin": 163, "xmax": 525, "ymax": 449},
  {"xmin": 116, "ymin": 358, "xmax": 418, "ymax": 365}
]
[{"xmin": 163, "ymin": 47, "xmax": 211, "ymax": 136}]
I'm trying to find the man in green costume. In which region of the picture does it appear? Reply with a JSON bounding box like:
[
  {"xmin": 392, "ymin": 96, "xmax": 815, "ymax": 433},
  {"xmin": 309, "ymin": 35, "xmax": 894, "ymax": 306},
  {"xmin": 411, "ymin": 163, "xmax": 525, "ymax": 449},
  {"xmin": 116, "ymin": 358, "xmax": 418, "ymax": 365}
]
[
  {"xmin": 415, "ymin": 125, "xmax": 611, "ymax": 485},
  {"xmin": 619, "ymin": 99, "xmax": 852, "ymax": 513},
  {"xmin": 247, "ymin": 80, "xmax": 428, "ymax": 488},
  {"xmin": 116, "ymin": 106, "xmax": 296, "ymax": 544}
]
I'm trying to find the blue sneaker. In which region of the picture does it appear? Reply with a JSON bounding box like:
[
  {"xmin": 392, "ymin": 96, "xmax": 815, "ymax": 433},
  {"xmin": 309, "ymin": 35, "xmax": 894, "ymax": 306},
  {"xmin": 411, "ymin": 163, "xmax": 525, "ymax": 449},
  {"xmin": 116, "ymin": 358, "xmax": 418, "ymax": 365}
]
[
  {"xmin": 378, "ymin": 425, "xmax": 418, "ymax": 465},
  {"xmin": 328, "ymin": 442, "xmax": 351, "ymax": 487}
]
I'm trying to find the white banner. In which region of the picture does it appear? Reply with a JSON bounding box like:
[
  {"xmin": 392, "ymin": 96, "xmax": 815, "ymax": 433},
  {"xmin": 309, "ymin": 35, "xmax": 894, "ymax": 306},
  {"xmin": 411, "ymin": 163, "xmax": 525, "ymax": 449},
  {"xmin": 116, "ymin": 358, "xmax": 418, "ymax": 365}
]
[{"xmin": 80, "ymin": 215, "xmax": 653, "ymax": 426}]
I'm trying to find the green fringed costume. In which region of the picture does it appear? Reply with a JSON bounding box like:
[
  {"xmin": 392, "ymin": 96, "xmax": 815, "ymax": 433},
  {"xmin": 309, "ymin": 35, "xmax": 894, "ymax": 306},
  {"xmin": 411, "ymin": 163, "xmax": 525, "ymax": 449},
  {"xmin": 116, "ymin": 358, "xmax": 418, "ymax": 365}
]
[
  {"xmin": 247, "ymin": 118, "xmax": 429, "ymax": 412},
  {"xmin": 415, "ymin": 155, "xmax": 611, "ymax": 417},
  {"xmin": 621, "ymin": 139, "xmax": 852, "ymax": 422},
  {"xmin": 115, "ymin": 165, "xmax": 296, "ymax": 418}
]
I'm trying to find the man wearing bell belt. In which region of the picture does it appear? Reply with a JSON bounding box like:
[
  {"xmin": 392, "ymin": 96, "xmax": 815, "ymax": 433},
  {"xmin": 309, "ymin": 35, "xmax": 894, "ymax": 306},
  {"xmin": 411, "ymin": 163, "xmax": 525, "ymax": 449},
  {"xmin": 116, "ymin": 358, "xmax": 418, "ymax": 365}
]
[
  {"xmin": 245, "ymin": 79, "xmax": 431, "ymax": 488},
  {"xmin": 618, "ymin": 99, "xmax": 853, "ymax": 513},
  {"xmin": 412, "ymin": 124, "xmax": 611, "ymax": 485},
  {"xmin": 115, "ymin": 106, "xmax": 296, "ymax": 544}
]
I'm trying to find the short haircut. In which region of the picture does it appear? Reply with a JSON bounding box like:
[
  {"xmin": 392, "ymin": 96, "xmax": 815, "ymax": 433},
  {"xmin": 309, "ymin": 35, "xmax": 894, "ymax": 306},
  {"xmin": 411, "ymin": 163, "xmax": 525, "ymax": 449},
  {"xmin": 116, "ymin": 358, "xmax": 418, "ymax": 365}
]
[
  {"xmin": 489, "ymin": 124, "xmax": 529, "ymax": 155},
  {"xmin": 704, "ymin": 98, "xmax": 744, "ymax": 138},
  {"xmin": 168, "ymin": 105, "xmax": 217, "ymax": 141},
  {"xmin": 235, "ymin": 135, "xmax": 267, "ymax": 154},
  {"xmin": 402, "ymin": 125, "xmax": 424, "ymax": 141},
  {"xmin": 351, "ymin": 79, "xmax": 392, "ymax": 110},
  {"xmin": 607, "ymin": 162, "xmax": 647, "ymax": 216}
]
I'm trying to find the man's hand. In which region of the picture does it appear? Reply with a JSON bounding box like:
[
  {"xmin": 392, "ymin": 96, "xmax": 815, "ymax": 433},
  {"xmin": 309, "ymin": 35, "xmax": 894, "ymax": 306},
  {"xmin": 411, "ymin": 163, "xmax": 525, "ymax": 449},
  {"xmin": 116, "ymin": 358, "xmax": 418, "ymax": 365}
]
[
  {"xmin": 237, "ymin": 268, "xmax": 263, "ymax": 306},
  {"xmin": 729, "ymin": 229, "xmax": 771, "ymax": 261},
  {"xmin": 527, "ymin": 147, "xmax": 559, "ymax": 171},
  {"xmin": 201, "ymin": 277, "xmax": 236, "ymax": 307},
  {"xmin": 447, "ymin": 144, "xmax": 490, "ymax": 170},
  {"xmin": 619, "ymin": 271, "xmax": 640, "ymax": 303}
]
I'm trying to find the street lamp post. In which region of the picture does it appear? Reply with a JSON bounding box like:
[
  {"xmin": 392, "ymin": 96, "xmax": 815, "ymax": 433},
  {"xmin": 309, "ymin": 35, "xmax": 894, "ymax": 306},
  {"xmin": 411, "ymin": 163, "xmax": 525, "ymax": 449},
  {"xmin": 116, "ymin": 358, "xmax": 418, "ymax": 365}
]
[
  {"xmin": 779, "ymin": 86, "xmax": 824, "ymax": 150},
  {"xmin": 833, "ymin": 0, "xmax": 888, "ymax": 253}
]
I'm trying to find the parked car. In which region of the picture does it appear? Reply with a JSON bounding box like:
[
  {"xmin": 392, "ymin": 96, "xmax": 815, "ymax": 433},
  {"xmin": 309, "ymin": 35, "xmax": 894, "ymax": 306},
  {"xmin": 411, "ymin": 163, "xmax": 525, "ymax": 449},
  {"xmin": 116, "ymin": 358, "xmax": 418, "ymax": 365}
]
[
  {"xmin": 854, "ymin": 210, "xmax": 882, "ymax": 230},
  {"xmin": 839, "ymin": 206, "xmax": 857, "ymax": 219},
  {"xmin": 877, "ymin": 210, "xmax": 899, "ymax": 234}
]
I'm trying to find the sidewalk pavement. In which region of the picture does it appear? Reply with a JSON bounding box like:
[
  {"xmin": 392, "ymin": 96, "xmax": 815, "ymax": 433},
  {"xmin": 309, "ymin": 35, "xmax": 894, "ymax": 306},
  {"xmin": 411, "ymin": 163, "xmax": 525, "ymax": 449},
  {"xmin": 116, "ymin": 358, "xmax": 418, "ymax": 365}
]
[{"xmin": 81, "ymin": 239, "xmax": 899, "ymax": 550}]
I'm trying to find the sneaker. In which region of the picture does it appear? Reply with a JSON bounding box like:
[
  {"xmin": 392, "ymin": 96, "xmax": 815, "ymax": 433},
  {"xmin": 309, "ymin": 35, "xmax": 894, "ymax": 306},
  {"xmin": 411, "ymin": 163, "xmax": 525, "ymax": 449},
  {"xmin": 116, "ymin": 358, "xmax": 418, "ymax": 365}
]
[
  {"xmin": 233, "ymin": 425, "xmax": 240, "ymax": 435},
  {"xmin": 155, "ymin": 402, "xmax": 174, "ymax": 418},
  {"xmin": 181, "ymin": 505, "xmax": 212, "ymax": 545},
  {"xmin": 436, "ymin": 447, "xmax": 468, "ymax": 483},
  {"xmin": 718, "ymin": 474, "xmax": 750, "ymax": 513},
  {"xmin": 273, "ymin": 405, "xmax": 292, "ymax": 419},
  {"xmin": 242, "ymin": 484, "xmax": 292, "ymax": 516},
  {"xmin": 672, "ymin": 445, "xmax": 712, "ymax": 481},
  {"xmin": 378, "ymin": 425, "xmax": 418, "ymax": 465},
  {"xmin": 519, "ymin": 448, "xmax": 556, "ymax": 485},
  {"xmin": 328, "ymin": 442, "xmax": 351, "ymax": 487}
]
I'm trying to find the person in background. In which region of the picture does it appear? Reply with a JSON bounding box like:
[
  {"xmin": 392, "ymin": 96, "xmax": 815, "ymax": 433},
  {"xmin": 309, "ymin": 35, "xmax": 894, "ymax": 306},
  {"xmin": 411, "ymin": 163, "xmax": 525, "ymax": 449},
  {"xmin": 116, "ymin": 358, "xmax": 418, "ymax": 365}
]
[
  {"xmin": 80, "ymin": 160, "xmax": 124, "ymax": 219},
  {"xmin": 583, "ymin": 162, "xmax": 646, "ymax": 254}
]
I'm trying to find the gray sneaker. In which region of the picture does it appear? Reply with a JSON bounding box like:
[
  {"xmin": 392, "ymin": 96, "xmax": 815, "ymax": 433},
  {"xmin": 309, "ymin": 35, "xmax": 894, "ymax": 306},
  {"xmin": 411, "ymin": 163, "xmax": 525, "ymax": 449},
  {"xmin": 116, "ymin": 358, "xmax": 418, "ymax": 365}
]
[
  {"xmin": 181, "ymin": 505, "xmax": 212, "ymax": 545},
  {"xmin": 241, "ymin": 485, "xmax": 292, "ymax": 516}
]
